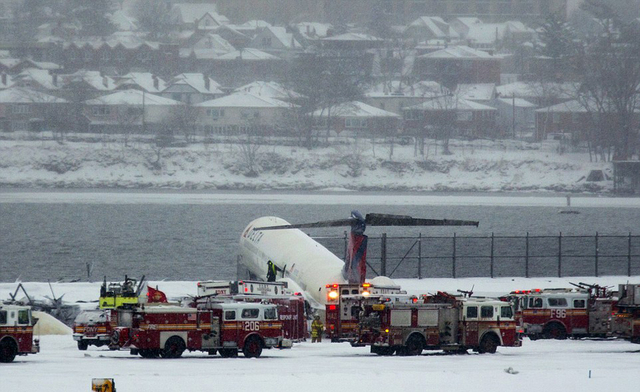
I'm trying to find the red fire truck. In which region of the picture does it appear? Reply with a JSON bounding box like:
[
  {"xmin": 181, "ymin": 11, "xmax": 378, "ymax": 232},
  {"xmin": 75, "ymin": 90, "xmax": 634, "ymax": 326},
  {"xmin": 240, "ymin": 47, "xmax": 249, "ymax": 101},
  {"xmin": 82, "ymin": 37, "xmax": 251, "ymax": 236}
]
[
  {"xmin": 111, "ymin": 301, "xmax": 290, "ymax": 358},
  {"xmin": 0, "ymin": 304, "xmax": 39, "ymax": 363},
  {"xmin": 325, "ymin": 282, "xmax": 406, "ymax": 342},
  {"xmin": 197, "ymin": 280, "xmax": 307, "ymax": 341},
  {"xmin": 610, "ymin": 284, "xmax": 640, "ymax": 343},
  {"xmin": 72, "ymin": 309, "xmax": 113, "ymax": 350},
  {"xmin": 354, "ymin": 293, "xmax": 521, "ymax": 355},
  {"xmin": 510, "ymin": 284, "xmax": 614, "ymax": 340}
]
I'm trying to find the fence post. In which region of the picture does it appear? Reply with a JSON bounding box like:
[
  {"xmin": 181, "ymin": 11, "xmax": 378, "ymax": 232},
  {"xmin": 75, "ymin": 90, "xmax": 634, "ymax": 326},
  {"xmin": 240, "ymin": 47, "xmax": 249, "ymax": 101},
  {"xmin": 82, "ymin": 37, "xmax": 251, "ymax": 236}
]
[
  {"xmin": 558, "ymin": 232, "xmax": 562, "ymax": 278},
  {"xmin": 380, "ymin": 233, "xmax": 387, "ymax": 276},
  {"xmin": 629, "ymin": 232, "xmax": 632, "ymax": 277},
  {"xmin": 595, "ymin": 232, "xmax": 599, "ymax": 277},
  {"xmin": 418, "ymin": 233, "xmax": 422, "ymax": 279},
  {"xmin": 490, "ymin": 232, "xmax": 495, "ymax": 278},
  {"xmin": 452, "ymin": 233, "xmax": 457, "ymax": 279},
  {"xmin": 525, "ymin": 232, "xmax": 529, "ymax": 278}
]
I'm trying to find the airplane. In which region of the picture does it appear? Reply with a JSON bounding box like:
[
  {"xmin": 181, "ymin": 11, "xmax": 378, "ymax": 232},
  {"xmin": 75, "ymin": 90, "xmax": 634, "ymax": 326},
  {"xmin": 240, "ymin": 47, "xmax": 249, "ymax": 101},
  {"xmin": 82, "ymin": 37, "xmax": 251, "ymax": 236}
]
[{"xmin": 237, "ymin": 211, "xmax": 478, "ymax": 311}]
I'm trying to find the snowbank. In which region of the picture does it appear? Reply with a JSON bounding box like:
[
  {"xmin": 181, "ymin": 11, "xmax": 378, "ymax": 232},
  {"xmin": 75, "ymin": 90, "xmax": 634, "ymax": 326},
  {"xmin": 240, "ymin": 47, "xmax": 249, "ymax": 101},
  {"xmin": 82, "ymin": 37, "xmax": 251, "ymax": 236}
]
[
  {"xmin": 32, "ymin": 311, "xmax": 72, "ymax": 336},
  {"xmin": 0, "ymin": 138, "xmax": 612, "ymax": 193}
]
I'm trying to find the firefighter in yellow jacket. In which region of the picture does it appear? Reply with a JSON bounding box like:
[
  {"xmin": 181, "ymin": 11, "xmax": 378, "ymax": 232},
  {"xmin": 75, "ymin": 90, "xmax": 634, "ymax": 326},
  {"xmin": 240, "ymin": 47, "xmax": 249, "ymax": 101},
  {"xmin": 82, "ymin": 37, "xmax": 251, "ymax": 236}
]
[{"xmin": 311, "ymin": 315, "xmax": 324, "ymax": 343}]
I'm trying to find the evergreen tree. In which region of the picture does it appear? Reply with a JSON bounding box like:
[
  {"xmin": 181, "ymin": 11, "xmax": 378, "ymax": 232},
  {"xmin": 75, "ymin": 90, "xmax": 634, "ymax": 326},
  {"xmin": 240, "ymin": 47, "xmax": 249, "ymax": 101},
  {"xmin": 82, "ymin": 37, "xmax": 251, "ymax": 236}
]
[{"xmin": 65, "ymin": 0, "xmax": 116, "ymax": 37}]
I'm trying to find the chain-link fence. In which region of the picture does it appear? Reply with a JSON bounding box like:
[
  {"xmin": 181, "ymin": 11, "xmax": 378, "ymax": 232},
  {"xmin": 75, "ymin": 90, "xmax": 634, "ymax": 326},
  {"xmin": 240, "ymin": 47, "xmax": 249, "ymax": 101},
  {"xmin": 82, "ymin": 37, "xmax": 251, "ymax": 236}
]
[{"xmin": 313, "ymin": 233, "xmax": 640, "ymax": 279}]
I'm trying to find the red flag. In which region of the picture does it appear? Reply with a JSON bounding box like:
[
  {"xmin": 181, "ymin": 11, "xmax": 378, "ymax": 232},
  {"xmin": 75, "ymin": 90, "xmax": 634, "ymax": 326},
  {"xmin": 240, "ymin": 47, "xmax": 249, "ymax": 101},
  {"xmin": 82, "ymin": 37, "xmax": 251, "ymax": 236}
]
[{"xmin": 147, "ymin": 286, "xmax": 168, "ymax": 303}]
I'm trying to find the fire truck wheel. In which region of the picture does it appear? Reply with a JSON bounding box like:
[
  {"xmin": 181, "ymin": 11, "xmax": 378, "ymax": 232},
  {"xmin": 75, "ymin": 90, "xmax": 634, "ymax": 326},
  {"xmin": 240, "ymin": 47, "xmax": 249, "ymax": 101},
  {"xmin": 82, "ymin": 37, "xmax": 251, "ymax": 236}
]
[
  {"xmin": 544, "ymin": 323, "xmax": 567, "ymax": 340},
  {"xmin": 0, "ymin": 339, "xmax": 17, "ymax": 363},
  {"xmin": 478, "ymin": 335, "xmax": 499, "ymax": 354},
  {"xmin": 243, "ymin": 336, "xmax": 263, "ymax": 358},
  {"xmin": 77, "ymin": 341, "xmax": 89, "ymax": 351},
  {"xmin": 139, "ymin": 349, "xmax": 159, "ymax": 358},
  {"xmin": 402, "ymin": 334, "xmax": 425, "ymax": 356},
  {"xmin": 161, "ymin": 337, "xmax": 186, "ymax": 359},
  {"xmin": 371, "ymin": 346, "xmax": 395, "ymax": 356},
  {"xmin": 219, "ymin": 348, "xmax": 238, "ymax": 358}
]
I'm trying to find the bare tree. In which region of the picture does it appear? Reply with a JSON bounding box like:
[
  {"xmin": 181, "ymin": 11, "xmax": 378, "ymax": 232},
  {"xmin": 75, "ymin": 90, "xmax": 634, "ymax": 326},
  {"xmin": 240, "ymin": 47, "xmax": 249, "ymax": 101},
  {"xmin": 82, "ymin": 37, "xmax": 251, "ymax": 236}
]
[{"xmin": 166, "ymin": 104, "xmax": 199, "ymax": 144}]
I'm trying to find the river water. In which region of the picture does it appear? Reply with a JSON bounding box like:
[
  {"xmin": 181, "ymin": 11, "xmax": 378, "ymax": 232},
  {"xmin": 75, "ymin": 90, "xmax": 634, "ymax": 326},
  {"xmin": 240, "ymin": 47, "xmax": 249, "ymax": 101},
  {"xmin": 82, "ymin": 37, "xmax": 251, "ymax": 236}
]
[{"xmin": 1, "ymin": 190, "xmax": 639, "ymax": 282}]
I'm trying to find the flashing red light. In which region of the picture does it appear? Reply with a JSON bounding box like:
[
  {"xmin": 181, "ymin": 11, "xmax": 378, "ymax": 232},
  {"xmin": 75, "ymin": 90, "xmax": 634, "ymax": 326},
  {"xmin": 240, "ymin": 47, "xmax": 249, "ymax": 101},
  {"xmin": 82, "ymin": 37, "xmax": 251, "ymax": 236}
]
[
  {"xmin": 362, "ymin": 283, "xmax": 371, "ymax": 288},
  {"xmin": 333, "ymin": 284, "xmax": 338, "ymax": 288},
  {"xmin": 534, "ymin": 289, "xmax": 541, "ymax": 292},
  {"xmin": 294, "ymin": 292, "xmax": 301, "ymax": 296},
  {"xmin": 197, "ymin": 282, "xmax": 201, "ymax": 287},
  {"xmin": 326, "ymin": 284, "xmax": 330, "ymax": 288},
  {"xmin": 244, "ymin": 287, "xmax": 249, "ymax": 292},
  {"xmin": 330, "ymin": 325, "xmax": 335, "ymax": 330},
  {"xmin": 412, "ymin": 297, "xmax": 418, "ymax": 303},
  {"xmin": 329, "ymin": 305, "xmax": 337, "ymax": 310}
]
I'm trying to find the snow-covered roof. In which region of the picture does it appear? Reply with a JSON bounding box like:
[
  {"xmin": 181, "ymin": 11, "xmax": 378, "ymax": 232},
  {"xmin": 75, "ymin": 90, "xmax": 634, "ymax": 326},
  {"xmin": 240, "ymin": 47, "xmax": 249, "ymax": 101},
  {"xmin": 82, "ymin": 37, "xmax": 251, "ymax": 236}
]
[
  {"xmin": 0, "ymin": 58, "xmax": 20, "ymax": 69},
  {"xmin": 14, "ymin": 69, "xmax": 60, "ymax": 90},
  {"xmin": 59, "ymin": 70, "xmax": 116, "ymax": 91},
  {"xmin": 193, "ymin": 33, "xmax": 235, "ymax": 53},
  {"xmin": 0, "ymin": 87, "xmax": 66, "ymax": 103},
  {"xmin": 535, "ymin": 99, "xmax": 591, "ymax": 113},
  {"xmin": 419, "ymin": 46, "xmax": 494, "ymax": 59},
  {"xmin": 216, "ymin": 48, "xmax": 280, "ymax": 61},
  {"xmin": 234, "ymin": 81, "xmax": 302, "ymax": 100},
  {"xmin": 116, "ymin": 73, "xmax": 166, "ymax": 93},
  {"xmin": 297, "ymin": 22, "xmax": 333, "ymax": 40},
  {"xmin": 496, "ymin": 97, "xmax": 537, "ymax": 108},
  {"xmin": 313, "ymin": 101, "xmax": 400, "ymax": 118},
  {"xmin": 322, "ymin": 33, "xmax": 382, "ymax": 42},
  {"xmin": 109, "ymin": 10, "xmax": 138, "ymax": 31},
  {"xmin": 496, "ymin": 82, "xmax": 578, "ymax": 100},
  {"xmin": 195, "ymin": 92, "xmax": 295, "ymax": 109},
  {"xmin": 20, "ymin": 59, "xmax": 61, "ymax": 71},
  {"xmin": 167, "ymin": 73, "xmax": 223, "ymax": 95},
  {"xmin": 456, "ymin": 83, "xmax": 496, "ymax": 101},
  {"xmin": 233, "ymin": 20, "xmax": 272, "ymax": 31},
  {"xmin": 258, "ymin": 26, "xmax": 302, "ymax": 49},
  {"xmin": 405, "ymin": 97, "xmax": 497, "ymax": 111},
  {"xmin": 64, "ymin": 33, "xmax": 159, "ymax": 51},
  {"xmin": 85, "ymin": 89, "xmax": 182, "ymax": 106},
  {"xmin": 406, "ymin": 16, "xmax": 458, "ymax": 39}
]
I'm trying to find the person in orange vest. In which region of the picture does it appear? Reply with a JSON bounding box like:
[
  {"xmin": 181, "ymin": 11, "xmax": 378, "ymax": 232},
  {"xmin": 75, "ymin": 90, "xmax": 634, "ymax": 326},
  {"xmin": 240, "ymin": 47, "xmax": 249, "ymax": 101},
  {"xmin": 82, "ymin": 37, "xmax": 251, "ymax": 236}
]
[{"xmin": 311, "ymin": 315, "xmax": 324, "ymax": 343}]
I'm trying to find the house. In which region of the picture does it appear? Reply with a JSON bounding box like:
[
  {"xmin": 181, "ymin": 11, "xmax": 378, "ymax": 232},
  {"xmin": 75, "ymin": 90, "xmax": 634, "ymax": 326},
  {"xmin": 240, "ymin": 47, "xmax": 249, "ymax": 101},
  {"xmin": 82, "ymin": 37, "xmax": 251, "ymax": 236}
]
[
  {"xmin": 170, "ymin": 3, "xmax": 229, "ymax": 31},
  {"xmin": 404, "ymin": 96, "xmax": 497, "ymax": 138},
  {"xmin": 249, "ymin": 26, "xmax": 303, "ymax": 60},
  {"xmin": 210, "ymin": 49, "xmax": 286, "ymax": 87},
  {"xmin": 13, "ymin": 68, "xmax": 61, "ymax": 91},
  {"xmin": 9, "ymin": 59, "xmax": 62, "ymax": 75},
  {"xmin": 320, "ymin": 33, "xmax": 383, "ymax": 51},
  {"xmin": 0, "ymin": 87, "xmax": 67, "ymax": 133},
  {"xmin": 194, "ymin": 92, "xmax": 296, "ymax": 136},
  {"xmin": 83, "ymin": 89, "xmax": 182, "ymax": 134},
  {"xmin": 161, "ymin": 73, "xmax": 224, "ymax": 105},
  {"xmin": 414, "ymin": 46, "xmax": 500, "ymax": 86},
  {"xmin": 493, "ymin": 97, "xmax": 537, "ymax": 139},
  {"xmin": 451, "ymin": 18, "xmax": 536, "ymax": 52},
  {"xmin": 496, "ymin": 81, "xmax": 577, "ymax": 108},
  {"xmin": 363, "ymin": 80, "xmax": 448, "ymax": 116},
  {"xmin": 312, "ymin": 101, "xmax": 400, "ymax": 137},
  {"xmin": 533, "ymin": 99, "xmax": 608, "ymax": 141},
  {"xmin": 108, "ymin": 10, "xmax": 139, "ymax": 32},
  {"xmin": 115, "ymin": 72, "xmax": 166, "ymax": 94},
  {"xmin": 296, "ymin": 22, "xmax": 333, "ymax": 41},
  {"xmin": 404, "ymin": 17, "xmax": 459, "ymax": 42}
]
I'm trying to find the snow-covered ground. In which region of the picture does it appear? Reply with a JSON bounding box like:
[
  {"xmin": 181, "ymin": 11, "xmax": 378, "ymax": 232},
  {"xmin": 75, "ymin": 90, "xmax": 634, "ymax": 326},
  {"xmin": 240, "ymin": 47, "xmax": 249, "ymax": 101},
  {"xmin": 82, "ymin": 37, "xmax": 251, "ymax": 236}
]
[
  {"xmin": 2, "ymin": 277, "xmax": 639, "ymax": 392},
  {"xmin": 0, "ymin": 138, "xmax": 612, "ymax": 192}
]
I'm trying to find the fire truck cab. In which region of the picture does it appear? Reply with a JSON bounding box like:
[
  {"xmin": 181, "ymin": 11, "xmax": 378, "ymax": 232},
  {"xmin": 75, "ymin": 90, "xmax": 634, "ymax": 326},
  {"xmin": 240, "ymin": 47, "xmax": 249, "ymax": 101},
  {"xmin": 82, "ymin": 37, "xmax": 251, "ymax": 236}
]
[
  {"xmin": 0, "ymin": 304, "xmax": 39, "ymax": 363},
  {"xmin": 112, "ymin": 302, "xmax": 289, "ymax": 358},
  {"xmin": 356, "ymin": 295, "xmax": 520, "ymax": 355},
  {"xmin": 325, "ymin": 282, "xmax": 406, "ymax": 342},
  {"xmin": 513, "ymin": 287, "xmax": 613, "ymax": 339},
  {"xmin": 72, "ymin": 309, "xmax": 112, "ymax": 350}
]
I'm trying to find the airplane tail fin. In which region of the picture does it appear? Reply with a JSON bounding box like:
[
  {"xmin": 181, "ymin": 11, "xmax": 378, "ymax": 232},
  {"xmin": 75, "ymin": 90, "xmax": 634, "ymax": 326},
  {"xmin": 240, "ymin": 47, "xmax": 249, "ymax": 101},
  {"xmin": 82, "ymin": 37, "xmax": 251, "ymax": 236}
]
[{"xmin": 342, "ymin": 232, "xmax": 368, "ymax": 284}]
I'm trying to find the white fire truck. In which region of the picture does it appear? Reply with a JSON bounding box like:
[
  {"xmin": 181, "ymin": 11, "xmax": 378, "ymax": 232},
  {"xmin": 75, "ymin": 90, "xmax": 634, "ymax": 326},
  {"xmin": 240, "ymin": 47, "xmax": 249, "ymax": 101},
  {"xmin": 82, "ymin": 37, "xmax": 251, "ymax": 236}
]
[
  {"xmin": 72, "ymin": 309, "xmax": 112, "ymax": 350},
  {"xmin": 0, "ymin": 304, "xmax": 39, "ymax": 363},
  {"xmin": 197, "ymin": 280, "xmax": 307, "ymax": 341},
  {"xmin": 355, "ymin": 292, "xmax": 521, "ymax": 355},
  {"xmin": 610, "ymin": 284, "xmax": 640, "ymax": 343},
  {"xmin": 510, "ymin": 284, "xmax": 614, "ymax": 340},
  {"xmin": 325, "ymin": 282, "xmax": 406, "ymax": 342},
  {"xmin": 111, "ymin": 301, "xmax": 291, "ymax": 358}
]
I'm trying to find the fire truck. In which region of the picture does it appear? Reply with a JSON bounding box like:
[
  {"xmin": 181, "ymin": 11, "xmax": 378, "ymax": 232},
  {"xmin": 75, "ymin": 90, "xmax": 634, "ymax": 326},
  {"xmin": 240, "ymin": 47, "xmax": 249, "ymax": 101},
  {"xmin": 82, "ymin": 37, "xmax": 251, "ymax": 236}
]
[
  {"xmin": 325, "ymin": 282, "xmax": 406, "ymax": 342},
  {"xmin": 197, "ymin": 280, "xmax": 307, "ymax": 341},
  {"xmin": 510, "ymin": 283, "xmax": 614, "ymax": 340},
  {"xmin": 610, "ymin": 284, "xmax": 640, "ymax": 343},
  {"xmin": 0, "ymin": 304, "xmax": 39, "ymax": 363},
  {"xmin": 354, "ymin": 293, "xmax": 521, "ymax": 355},
  {"xmin": 72, "ymin": 309, "xmax": 112, "ymax": 350},
  {"xmin": 111, "ymin": 301, "xmax": 290, "ymax": 358}
]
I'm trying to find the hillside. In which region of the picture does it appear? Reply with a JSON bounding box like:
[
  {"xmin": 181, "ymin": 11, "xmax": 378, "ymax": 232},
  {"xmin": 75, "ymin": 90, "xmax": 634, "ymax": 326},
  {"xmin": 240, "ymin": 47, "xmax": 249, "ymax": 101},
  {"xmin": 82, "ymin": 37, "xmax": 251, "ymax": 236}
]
[{"xmin": 0, "ymin": 137, "xmax": 612, "ymax": 193}]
